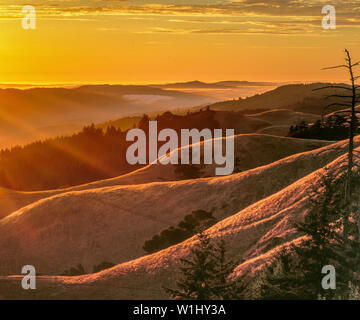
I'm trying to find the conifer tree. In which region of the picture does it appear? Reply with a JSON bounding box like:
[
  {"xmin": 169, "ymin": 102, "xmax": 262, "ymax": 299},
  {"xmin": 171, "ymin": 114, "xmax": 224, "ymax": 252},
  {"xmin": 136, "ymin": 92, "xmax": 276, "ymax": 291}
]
[
  {"xmin": 164, "ymin": 232, "xmax": 216, "ymax": 300},
  {"xmin": 210, "ymin": 238, "xmax": 243, "ymax": 299},
  {"xmin": 253, "ymin": 169, "xmax": 360, "ymax": 300},
  {"xmin": 253, "ymin": 49, "xmax": 360, "ymax": 300},
  {"xmin": 164, "ymin": 233, "xmax": 242, "ymax": 300},
  {"xmin": 251, "ymin": 248, "xmax": 301, "ymax": 300}
]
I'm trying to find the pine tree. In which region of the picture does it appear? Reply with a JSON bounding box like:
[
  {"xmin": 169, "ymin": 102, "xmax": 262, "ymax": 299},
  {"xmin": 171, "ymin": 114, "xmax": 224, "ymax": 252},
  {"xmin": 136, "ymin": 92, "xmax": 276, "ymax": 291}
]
[
  {"xmin": 254, "ymin": 50, "xmax": 360, "ymax": 300},
  {"xmin": 253, "ymin": 168, "xmax": 360, "ymax": 300},
  {"xmin": 251, "ymin": 248, "xmax": 302, "ymax": 300},
  {"xmin": 164, "ymin": 232, "xmax": 216, "ymax": 300},
  {"xmin": 252, "ymin": 169, "xmax": 343, "ymax": 299},
  {"xmin": 210, "ymin": 239, "xmax": 244, "ymax": 299},
  {"xmin": 293, "ymin": 170, "xmax": 345, "ymax": 299},
  {"xmin": 164, "ymin": 233, "xmax": 243, "ymax": 300}
]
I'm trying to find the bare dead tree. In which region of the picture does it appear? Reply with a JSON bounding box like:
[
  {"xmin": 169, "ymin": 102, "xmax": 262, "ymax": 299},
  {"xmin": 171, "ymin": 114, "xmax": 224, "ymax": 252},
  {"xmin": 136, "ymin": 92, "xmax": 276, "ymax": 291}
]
[{"xmin": 314, "ymin": 49, "xmax": 360, "ymax": 241}]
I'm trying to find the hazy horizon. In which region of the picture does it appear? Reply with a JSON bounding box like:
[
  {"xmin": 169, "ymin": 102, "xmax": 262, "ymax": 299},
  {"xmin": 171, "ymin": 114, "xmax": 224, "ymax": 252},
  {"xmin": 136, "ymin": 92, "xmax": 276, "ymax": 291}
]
[{"xmin": 0, "ymin": 79, "xmax": 343, "ymax": 90}]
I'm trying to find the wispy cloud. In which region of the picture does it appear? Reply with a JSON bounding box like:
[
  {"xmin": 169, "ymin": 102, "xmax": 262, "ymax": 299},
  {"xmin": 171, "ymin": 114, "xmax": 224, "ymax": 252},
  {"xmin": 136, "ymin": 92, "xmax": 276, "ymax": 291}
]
[{"xmin": 1, "ymin": 0, "xmax": 359, "ymax": 35}]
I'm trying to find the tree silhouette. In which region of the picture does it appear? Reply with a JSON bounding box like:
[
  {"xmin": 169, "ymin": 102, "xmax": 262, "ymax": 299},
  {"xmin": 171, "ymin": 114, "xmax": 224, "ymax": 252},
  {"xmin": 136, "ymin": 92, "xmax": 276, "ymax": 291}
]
[
  {"xmin": 164, "ymin": 233, "xmax": 242, "ymax": 300},
  {"xmin": 253, "ymin": 169, "xmax": 360, "ymax": 299},
  {"xmin": 314, "ymin": 49, "xmax": 360, "ymax": 241}
]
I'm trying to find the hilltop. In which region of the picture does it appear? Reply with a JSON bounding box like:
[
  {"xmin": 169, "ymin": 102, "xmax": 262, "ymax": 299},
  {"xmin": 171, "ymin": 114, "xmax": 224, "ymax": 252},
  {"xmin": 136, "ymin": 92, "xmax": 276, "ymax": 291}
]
[
  {"xmin": 151, "ymin": 80, "xmax": 278, "ymax": 89},
  {"xmin": 209, "ymin": 83, "xmax": 353, "ymax": 115}
]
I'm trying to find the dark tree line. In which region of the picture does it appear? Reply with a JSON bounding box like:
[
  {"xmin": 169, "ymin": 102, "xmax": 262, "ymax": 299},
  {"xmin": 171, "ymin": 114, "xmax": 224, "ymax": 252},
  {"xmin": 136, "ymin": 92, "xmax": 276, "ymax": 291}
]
[
  {"xmin": 288, "ymin": 115, "xmax": 353, "ymax": 141},
  {"xmin": 0, "ymin": 109, "xmax": 219, "ymax": 191},
  {"xmin": 0, "ymin": 125, "xmax": 135, "ymax": 190},
  {"xmin": 143, "ymin": 210, "xmax": 217, "ymax": 254}
]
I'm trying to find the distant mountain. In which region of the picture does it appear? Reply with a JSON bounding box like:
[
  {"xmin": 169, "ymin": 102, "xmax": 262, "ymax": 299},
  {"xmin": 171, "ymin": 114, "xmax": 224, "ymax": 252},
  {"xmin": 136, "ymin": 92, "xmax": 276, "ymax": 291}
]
[
  {"xmin": 0, "ymin": 85, "xmax": 211, "ymax": 119},
  {"xmin": 152, "ymin": 80, "xmax": 278, "ymax": 89},
  {"xmin": 151, "ymin": 80, "xmax": 231, "ymax": 89},
  {"xmin": 209, "ymin": 83, "xmax": 354, "ymax": 115},
  {"xmin": 0, "ymin": 85, "xmax": 213, "ymax": 122},
  {"xmin": 215, "ymin": 80, "xmax": 279, "ymax": 87},
  {"xmin": 0, "ymin": 84, "xmax": 217, "ymax": 148}
]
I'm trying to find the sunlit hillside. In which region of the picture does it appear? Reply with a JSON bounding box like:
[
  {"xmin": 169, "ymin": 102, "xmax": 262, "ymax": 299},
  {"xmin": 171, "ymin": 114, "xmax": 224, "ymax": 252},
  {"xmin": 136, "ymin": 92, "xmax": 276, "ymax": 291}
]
[{"xmin": 0, "ymin": 136, "xmax": 358, "ymax": 299}]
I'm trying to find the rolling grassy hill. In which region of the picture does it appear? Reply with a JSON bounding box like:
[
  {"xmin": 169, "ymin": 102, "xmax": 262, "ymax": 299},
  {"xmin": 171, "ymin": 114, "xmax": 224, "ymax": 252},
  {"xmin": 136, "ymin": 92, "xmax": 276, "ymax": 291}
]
[
  {"xmin": 0, "ymin": 134, "xmax": 331, "ymax": 220},
  {"xmin": 0, "ymin": 136, "xmax": 356, "ymax": 299},
  {"xmin": 0, "ymin": 136, "xmax": 354, "ymax": 277}
]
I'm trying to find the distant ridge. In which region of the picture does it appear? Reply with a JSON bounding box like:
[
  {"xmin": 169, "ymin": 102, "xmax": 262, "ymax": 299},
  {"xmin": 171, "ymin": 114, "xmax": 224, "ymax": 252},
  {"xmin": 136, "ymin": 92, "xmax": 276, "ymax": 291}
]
[
  {"xmin": 0, "ymin": 84, "xmax": 216, "ymax": 149},
  {"xmin": 209, "ymin": 82, "xmax": 355, "ymax": 115},
  {"xmin": 151, "ymin": 80, "xmax": 279, "ymax": 89}
]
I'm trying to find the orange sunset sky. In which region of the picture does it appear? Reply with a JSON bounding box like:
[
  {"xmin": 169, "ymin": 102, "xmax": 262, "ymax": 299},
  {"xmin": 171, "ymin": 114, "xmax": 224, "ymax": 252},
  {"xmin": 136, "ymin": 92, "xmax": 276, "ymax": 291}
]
[{"xmin": 0, "ymin": 0, "xmax": 359, "ymax": 85}]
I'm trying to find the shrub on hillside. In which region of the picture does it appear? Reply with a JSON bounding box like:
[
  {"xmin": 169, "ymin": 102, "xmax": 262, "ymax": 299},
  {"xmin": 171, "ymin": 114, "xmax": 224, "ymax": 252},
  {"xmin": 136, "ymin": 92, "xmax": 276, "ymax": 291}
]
[{"xmin": 143, "ymin": 210, "xmax": 217, "ymax": 254}]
